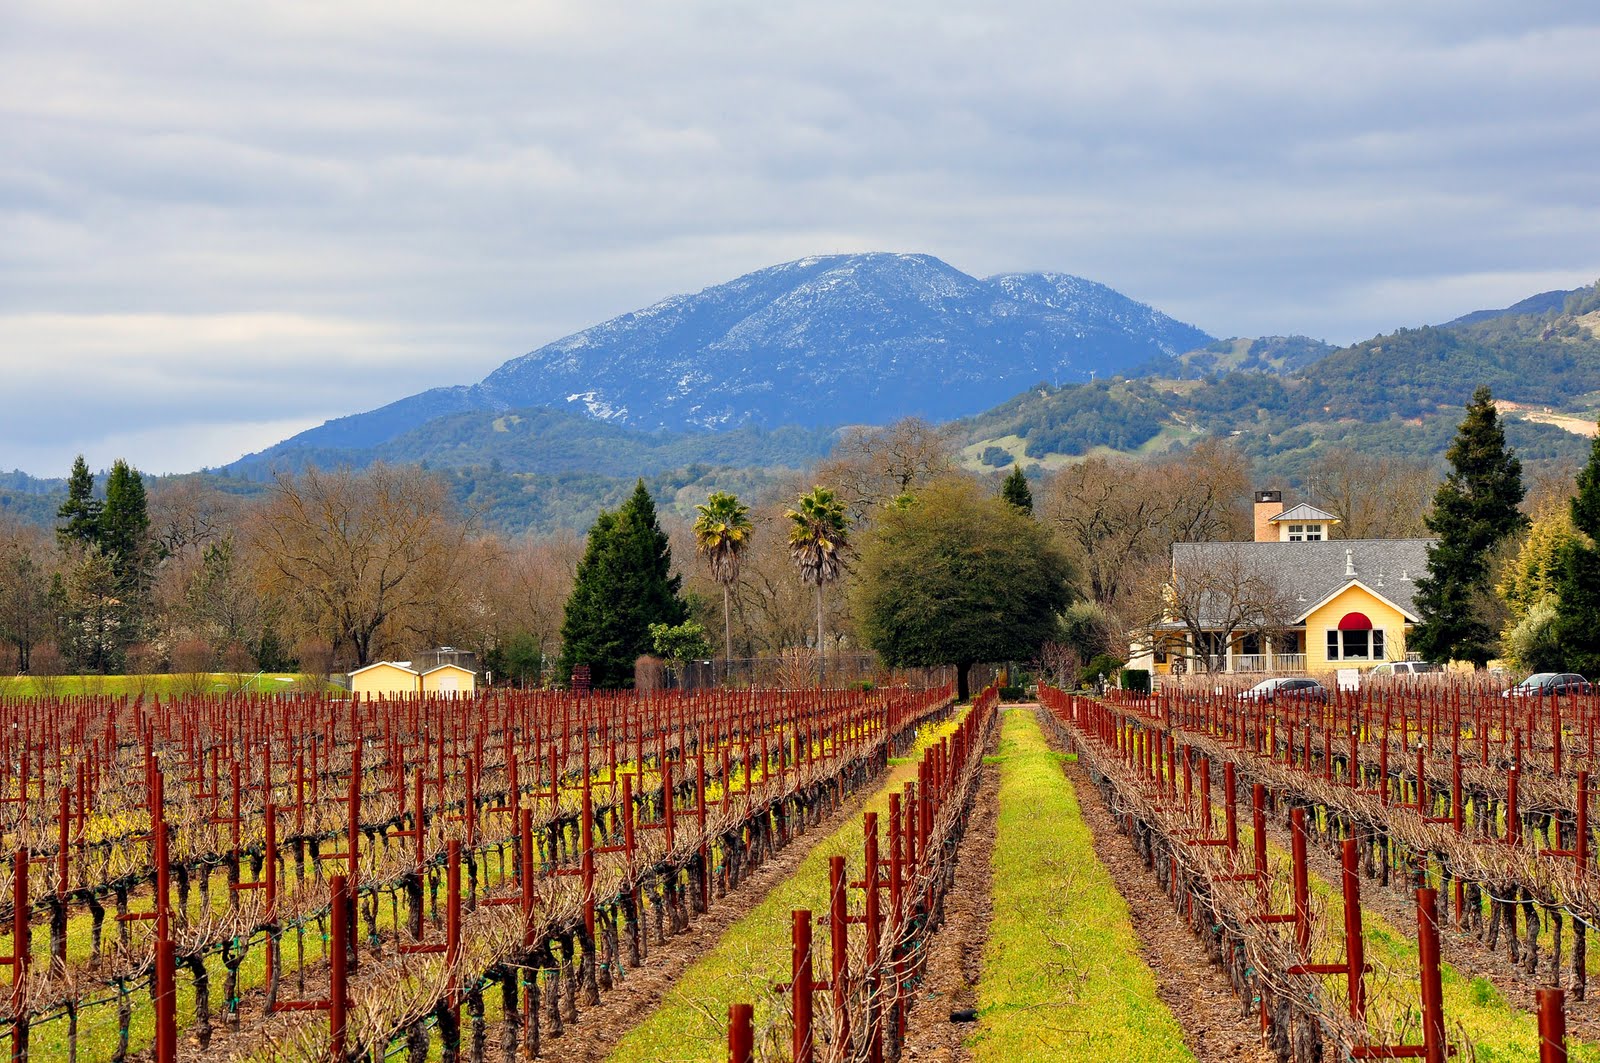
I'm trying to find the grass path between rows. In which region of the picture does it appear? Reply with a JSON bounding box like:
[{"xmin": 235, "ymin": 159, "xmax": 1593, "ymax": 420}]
[
  {"xmin": 971, "ymin": 708, "xmax": 1194, "ymax": 1063},
  {"xmin": 607, "ymin": 711, "xmax": 970, "ymax": 1063},
  {"xmin": 1269, "ymin": 831, "xmax": 1600, "ymax": 1063}
]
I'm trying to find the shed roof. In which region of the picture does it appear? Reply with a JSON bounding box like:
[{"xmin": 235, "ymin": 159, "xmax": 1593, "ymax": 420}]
[
  {"xmin": 349, "ymin": 661, "xmax": 419, "ymax": 677},
  {"xmin": 422, "ymin": 664, "xmax": 475, "ymax": 676}
]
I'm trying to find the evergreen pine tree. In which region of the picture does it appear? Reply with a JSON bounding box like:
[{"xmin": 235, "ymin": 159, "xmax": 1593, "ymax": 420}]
[
  {"xmin": 1001, "ymin": 464, "xmax": 1033, "ymax": 514},
  {"xmin": 1411, "ymin": 386, "xmax": 1527, "ymax": 667},
  {"xmin": 1555, "ymin": 424, "xmax": 1600, "ymax": 674},
  {"xmin": 101, "ymin": 459, "xmax": 152, "ymax": 588},
  {"xmin": 56, "ymin": 455, "xmax": 101, "ymax": 549},
  {"xmin": 559, "ymin": 481, "xmax": 688, "ymax": 687}
]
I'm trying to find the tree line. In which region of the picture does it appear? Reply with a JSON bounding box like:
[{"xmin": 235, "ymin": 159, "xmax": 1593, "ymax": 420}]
[{"xmin": 6, "ymin": 394, "xmax": 1596, "ymax": 690}]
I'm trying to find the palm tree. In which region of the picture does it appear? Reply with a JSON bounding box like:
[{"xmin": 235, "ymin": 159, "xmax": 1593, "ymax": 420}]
[
  {"xmin": 693, "ymin": 491, "xmax": 753, "ymax": 684},
  {"xmin": 786, "ymin": 486, "xmax": 851, "ymax": 685}
]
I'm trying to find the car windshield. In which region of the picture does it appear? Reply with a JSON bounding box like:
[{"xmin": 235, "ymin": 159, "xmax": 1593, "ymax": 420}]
[
  {"xmin": 1518, "ymin": 673, "xmax": 1556, "ymax": 688},
  {"xmin": 1248, "ymin": 679, "xmax": 1283, "ymax": 693}
]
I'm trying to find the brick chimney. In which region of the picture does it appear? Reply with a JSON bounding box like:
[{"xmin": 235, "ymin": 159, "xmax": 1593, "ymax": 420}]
[{"xmin": 1253, "ymin": 490, "xmax": 1283, "ymax": 543}]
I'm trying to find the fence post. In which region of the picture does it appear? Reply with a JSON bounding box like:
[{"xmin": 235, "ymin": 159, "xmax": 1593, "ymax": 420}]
[
  {"xmin": 728, "ymin": 1002, "xmax": 754, "ymax": 1063},
  {"xmin": 1538, "ymin": 987, "xmax": 1568, "ymax": 1063},
  {"xmin": 829, "ymin": 856, "xmax": 851, "ymax": 1054},
  {"xmin": 792, "ymin": 910, "xmax": 815, "ymax": 1063},
  {"xmin": 1417, "ymin": 887, "xmax": 1445, "ymax": 1063}
]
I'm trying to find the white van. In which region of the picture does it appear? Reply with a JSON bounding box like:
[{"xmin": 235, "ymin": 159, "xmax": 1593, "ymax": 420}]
[{"xmin": 1365, "ymin": 661, "xmax": 1445, "ymax": 684}]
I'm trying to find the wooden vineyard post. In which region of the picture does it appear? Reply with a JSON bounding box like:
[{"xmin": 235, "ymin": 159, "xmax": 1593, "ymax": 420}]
[
  {"xmin": 1539, "ymin": 987, "xmax": 1569, "ymax": 1063},
  {"xmin": 791, "ymin": 909, "xmax": 818, "ymax": 1063},
  {"xmin": 115, "ymin": 767, "xmax": 178, "ymax": 1062},
  {"xmin": 1288, "ymin": 838, "xmax": 1368, "ymax": 1023},
  {"xmin": 829, "ymin": 855, "xmax": 851, "ymax": 1055},
  {"xmin": 3, "ymin": 849, "xmax": 28, "ymax": 1063},
  {"xmin": 728, "ymin": 1002, "xmax": 754, "ymax": 1063},
  {"xmin": 1352, "ymin": 888, "xmax": 1446, "ymax": 1062},
  {"xmin": 233, "ymin": 803, "xmax": 280, "ymax": 1000}
]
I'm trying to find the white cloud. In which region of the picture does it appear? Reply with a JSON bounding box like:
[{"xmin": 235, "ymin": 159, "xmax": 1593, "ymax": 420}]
[{"xmin": 3, "ymin": 1, "xmax": 1600, "ymax": 473}]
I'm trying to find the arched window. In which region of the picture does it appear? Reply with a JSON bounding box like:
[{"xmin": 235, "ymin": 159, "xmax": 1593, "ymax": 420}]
[{"xmin": 1326, "ymin": 611, "xmax": 1384, "ymax": 661}]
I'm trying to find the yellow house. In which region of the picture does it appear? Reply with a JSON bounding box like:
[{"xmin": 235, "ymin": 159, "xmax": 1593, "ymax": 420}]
[
  {"xmin": 1130, "ymin": 491, "xmax": 1432, "ymax": 677},
  {"xmin": 349, "ymin": 661, "xmax": 421, "ymax": 697},
  {"xmin": 421, "ymin": 664, "xmax": 476, "ymax": 696}
]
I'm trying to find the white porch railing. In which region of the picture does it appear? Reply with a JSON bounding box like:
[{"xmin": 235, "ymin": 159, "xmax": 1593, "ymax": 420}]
[{"xmin": 1228, "ymin": 653, "xmax": 1307, "ymax": 674}]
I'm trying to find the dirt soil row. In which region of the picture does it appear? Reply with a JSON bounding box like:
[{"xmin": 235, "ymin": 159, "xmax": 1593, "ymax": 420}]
[{"xmin": 897, "ymin": 735, "xmax": 1001, "ymax": 1063}]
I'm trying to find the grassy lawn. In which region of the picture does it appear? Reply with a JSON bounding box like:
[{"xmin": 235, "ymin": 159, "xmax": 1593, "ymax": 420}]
[
  {"xmin": 971, "ymin": 708, "xmax": 1194, "ymax": 1063},
  {"xmin": 0, "ymin": 672, "xmax": 335, "ymax": 697},
  {"xmin": 607, "ymin": 712, "xmax": 970, "ymax": 1063}
]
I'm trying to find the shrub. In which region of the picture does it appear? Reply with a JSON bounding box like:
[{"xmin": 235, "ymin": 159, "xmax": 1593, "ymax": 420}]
[
  {"xmin": 1078, "ymin": 653, "xmax": 1125, "ymax": 689},
  {"xmin": 998, "ymin": 685, "xmax": 1027, "ymax": 701},
  {"xmin": 1121, "ymin": 668, "xmax": 1151, "ymax": 694}
]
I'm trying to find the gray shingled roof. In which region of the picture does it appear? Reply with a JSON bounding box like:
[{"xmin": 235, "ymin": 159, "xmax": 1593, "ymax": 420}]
[
  {"xmin": 1169, "ymin": 538, "xmax": 1434, "ymax": 628},
  {"xmin": 1268, "ymin": 503, "xmax": 1340, "ymax": 524}
]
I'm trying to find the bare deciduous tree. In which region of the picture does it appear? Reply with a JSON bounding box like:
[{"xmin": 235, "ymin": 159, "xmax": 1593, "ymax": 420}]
[
  {"xmin": 249, "ymin": 465, "xmax": 471, "ymax": 668},
  {"xmin": 1303, "ymin": 448, "xmax": 1436, "ymax": 539},
  {"xmin": 813, "ymin": 417, "xmax": 957, "ymax": 518},
  {"xmin": 1161, "ymin": 544, "xmax": 1300, "ymax": 673}
]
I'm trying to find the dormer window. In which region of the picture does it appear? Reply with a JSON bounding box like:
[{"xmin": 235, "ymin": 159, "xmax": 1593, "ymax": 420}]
[{"xmin": 1270, "ymin": 503, "xmax": 1339, "ymax": 542}]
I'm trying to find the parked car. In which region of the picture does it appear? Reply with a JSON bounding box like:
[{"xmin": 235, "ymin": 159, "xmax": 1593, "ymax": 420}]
[
  {"xmin": 1500, "ymin": 672, "xmax": 1594, "ymax": 698},
  {"xmin": 1238, "ymin": 677, "xmax": 1328, "ymax": 704},
  {"xmin": 1366, "ymin": 661, "xmax": 1444, "ymax": 679}
]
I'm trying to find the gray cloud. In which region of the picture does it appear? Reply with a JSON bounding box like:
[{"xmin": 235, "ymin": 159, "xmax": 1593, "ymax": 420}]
[{"xmin": 4, "ymin": 1, "xmax": 1599, "ymax": 474}]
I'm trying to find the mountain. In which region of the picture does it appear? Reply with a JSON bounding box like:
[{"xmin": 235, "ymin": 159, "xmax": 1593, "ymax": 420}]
[
  {"xmin": 959, "ymin": 281, "xmax": 1600, "ymax": 480},
  {"xmin": 229, "ymin": 405, "xmax": 835, "ymax": 479},
  {"xmin": 1442, "ymin": 287, "xmax": 1588, "ymax": 328},
  {"xmin": 240, "ymin": 252, "xmax": 1212, "ymax": 466}
]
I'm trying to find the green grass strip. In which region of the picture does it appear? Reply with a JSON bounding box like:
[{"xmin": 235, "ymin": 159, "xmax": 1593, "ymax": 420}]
[
  {"xmin": 608, "ymin": 712, "xmax": 969, "ymax": 1063},
  {"xmin": 971, "ymin": 708, "xmax": 1195, "ymax": 1063}
]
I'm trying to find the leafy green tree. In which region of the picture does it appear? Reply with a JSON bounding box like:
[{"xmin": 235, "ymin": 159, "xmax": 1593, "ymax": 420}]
[
  {"xmin": 649, "ymin": 619, "xmax": 712, "ymax": 678},
  {"xmin": 1411, "ymin": 386, "xmax": 1527, "ymax": 667},
  {"xmin": 56, "ymin": 455, "xmax": 101, "ymax": 549},
  {"xmin": 851, "ymin": 478, "xmax": 1077, "ymax": 701},
  {"xmin": 693, "ymin": 491, "xmax": 753, "ymax": 679},
  {"xmin": 1555, "ymin": 423, "xmax": 1600, "ymax": 674},
  {"xmin": 1497, "ymin": 503, "xmax": 1576, "ymax": 625},
  {"xmin": 786, "ymin": 486, "xmax": 851, "ymax": 683},
  {"xmin": 1001, "ymin": 464, "xmax": 1033, "ymax": 514},
  {"xmin": 559, "ymin": 481, "xmax": 688, "ymax": 687}
]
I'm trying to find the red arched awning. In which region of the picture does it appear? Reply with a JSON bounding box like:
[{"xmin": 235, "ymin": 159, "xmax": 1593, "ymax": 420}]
[{"xmin": 1338, "ymin": 611, "xmax": 1373, "ymax": 631}]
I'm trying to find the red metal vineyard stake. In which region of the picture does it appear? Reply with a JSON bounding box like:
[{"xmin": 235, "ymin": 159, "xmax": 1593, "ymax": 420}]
[
  {"xmin": 3, "ymin": 849, "xmax": 28, "ymax": 1063},
  {"xmin": 232, "ymin": 804, "xmax": 280, "ymax": 992},
  {"xmin": 273, "ymin": 874, "xmax": 352, "ymax": 1062},
  {"xmin": 1288, "ymin": 839, "xmax": 1370, "ymax": 1023},
  {"xmin": 727, "ymin": 1002, "xmax": 754, "ymax": 1063},
  {"xmin": 1539, "ymin": 987, "xmax": 1569, "ymax": 1063}
]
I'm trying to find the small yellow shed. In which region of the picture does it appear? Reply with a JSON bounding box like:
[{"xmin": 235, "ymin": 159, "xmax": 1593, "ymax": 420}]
[
  {"xmin": 421, "ymin": 664, "xmax": 476, "ymax": 696},
  {"xmin": 349, "ymin": 661, "xmax": 421, "ymax": 698}
]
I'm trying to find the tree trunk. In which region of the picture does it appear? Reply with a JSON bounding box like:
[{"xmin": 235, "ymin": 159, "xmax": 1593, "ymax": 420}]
[
  {"xmin": 722, "ymin": 582, "xmax": 733, "ymax": 687},
  {"xmin": 956, "ymin": 662, "xmax": 971, "ymax": 703},
  {"xmin": 816, "ymin": 581, "xmax": 825, "ymax": 688}
]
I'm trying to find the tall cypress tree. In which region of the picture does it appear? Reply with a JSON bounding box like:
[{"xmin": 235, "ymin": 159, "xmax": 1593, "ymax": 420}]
[
  {"xmin": 1555, "ymin": 423, "xmax": 1600, "ymax": 674},
  {"xmin": 1411, "ymin": 386, "xmax": 1527, "ymax": 667},
  {"xmin": 559, "ymin": 481, "xmax": 688, "ymax": 688},
  {"xmin": 1001, "ymin": 464, "xmax": 1033, "ymax": 514},
  {"xmin": 56, "ymin": 455, "xmax": 101, "ymax": 548},
  {"xmin": 101, "ymin": 459, "xmax": 151, "ymax": 589}
]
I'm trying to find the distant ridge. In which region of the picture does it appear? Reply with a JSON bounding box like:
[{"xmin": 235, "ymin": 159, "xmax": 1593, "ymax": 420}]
[
  {"xmin": 238, "ymin": 252, "xmax": 1212, "ymax": 466},
  {"xmin": 1443, "ymin": 287, "xmax": 1584, "ymax": 328}
]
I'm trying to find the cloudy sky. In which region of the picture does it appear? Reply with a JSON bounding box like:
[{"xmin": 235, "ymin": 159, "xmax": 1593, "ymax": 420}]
[{"xmin": 4, "ymin": 2, "xmax": 1599, "ymax": 476}]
